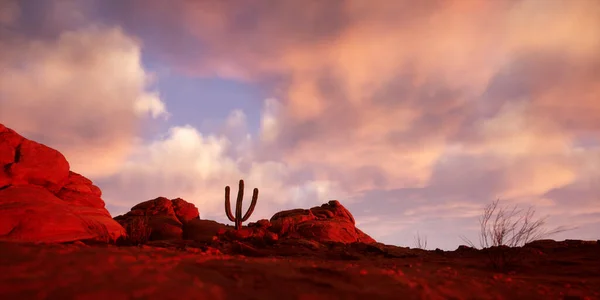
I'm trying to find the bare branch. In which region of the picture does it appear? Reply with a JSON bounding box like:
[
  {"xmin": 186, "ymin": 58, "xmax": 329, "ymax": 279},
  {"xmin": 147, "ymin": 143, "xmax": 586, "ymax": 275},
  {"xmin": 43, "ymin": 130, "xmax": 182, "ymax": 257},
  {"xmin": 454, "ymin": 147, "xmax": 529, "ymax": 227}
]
[
  {"xmin": 461, "ymin": 199, "xmax": 575, "ymax": 271},
  {"xmin": 413, "ymin": 232, "xmax": 428, "ymax": 250}
]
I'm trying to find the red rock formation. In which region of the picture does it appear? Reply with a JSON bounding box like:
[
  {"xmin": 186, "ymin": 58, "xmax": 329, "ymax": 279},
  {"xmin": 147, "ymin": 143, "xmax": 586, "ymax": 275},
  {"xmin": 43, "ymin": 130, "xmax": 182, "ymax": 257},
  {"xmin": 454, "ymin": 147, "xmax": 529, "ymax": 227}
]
[
  {"xmin": 114, "ymin": 197, "xmax": 200, "ymax": 240},
  {"xmin": 269, "ymin": 200, "xmax": 376, "ymax": 244},
  {"xmin": 0, "ymin": 123, "xmax": 125, "ymax": 243},
  {"xmin": 206, "ymin": 200, "xmax": 375, "ymax": 248},
  {"xmin": 118, "ymin": 196, "xmax": 375, "ymax": 247},
  {"xmin": 172, "ymin": 197, "xmax": 200, "ymax": 223},
  {"xmin": 183, "ymin": 219, "xmax": 227, "ymax": 242}
]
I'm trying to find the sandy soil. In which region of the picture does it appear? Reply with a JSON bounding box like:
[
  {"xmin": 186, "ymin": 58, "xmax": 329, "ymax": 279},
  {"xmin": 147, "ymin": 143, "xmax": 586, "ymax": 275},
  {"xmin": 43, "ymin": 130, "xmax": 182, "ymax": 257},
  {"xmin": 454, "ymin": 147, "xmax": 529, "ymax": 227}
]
[{"xmin": 0, "ymin": 240, "xmax": 598, "ymax": 300}]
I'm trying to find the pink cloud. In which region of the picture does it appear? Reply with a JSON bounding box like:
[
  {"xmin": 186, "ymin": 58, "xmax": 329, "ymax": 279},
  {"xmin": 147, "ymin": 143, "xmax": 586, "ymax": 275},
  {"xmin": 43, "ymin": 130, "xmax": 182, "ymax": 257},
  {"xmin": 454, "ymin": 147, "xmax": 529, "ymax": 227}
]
[{"xmin": 0, "ymin": 24, "xmax": 167, "ymax": 177}]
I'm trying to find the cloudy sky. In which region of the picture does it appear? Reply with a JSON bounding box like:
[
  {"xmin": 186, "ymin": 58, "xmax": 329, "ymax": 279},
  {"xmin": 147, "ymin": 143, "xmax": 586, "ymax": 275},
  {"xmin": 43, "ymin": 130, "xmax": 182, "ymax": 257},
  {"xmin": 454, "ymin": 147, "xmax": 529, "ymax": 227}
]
[{"xmin": 1, "ymin": 0, "xmax": 599, "ymax": 250}]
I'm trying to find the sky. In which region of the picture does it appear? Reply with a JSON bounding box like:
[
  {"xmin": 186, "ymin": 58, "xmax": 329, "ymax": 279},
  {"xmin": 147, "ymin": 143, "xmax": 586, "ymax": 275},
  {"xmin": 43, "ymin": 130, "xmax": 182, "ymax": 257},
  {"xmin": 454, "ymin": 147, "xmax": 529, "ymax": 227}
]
[{"xmin": 0, "ymin": 0, "xmax": 599, "ymax": 250}]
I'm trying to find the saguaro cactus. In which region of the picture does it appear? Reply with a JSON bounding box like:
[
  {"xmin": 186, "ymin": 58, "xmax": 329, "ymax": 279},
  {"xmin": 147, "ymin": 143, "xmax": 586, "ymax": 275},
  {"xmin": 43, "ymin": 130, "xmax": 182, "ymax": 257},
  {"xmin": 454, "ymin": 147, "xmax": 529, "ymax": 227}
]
[{"xmin": 225, "ymin": 179, "xmax": 258, "ymax": 230}]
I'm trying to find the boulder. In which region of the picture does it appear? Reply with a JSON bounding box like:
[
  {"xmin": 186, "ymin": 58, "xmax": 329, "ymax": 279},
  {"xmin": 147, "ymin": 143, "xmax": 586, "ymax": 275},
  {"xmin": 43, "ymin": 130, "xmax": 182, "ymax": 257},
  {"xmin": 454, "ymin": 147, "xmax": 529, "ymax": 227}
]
[
  {"xmin": 0, "ymin": 186, "xmax": 124, "ymax": 243},
  {"xmin": 56, "ymin": 171, "xmax": 105, "ymax": 208},
  {"xmin": 183, "ymin": 219, "xmax": 227, "ymax": 242},
  {"xmin": 0, "ymin": 123, "xmax": 125, "ymax": 243},
  {"xmin": 6, "ymin": 139, "xmax": 70, "ymax": 191},
  {"xmin": 172, "ymin": 197, "xmax": 200, "ymax": 223},
  {"xmin": 114, "ymin": 197, "xmax": 200, "ymax": 241},
  {"xmin": 269, "ymin": 200, "xmax": 376, "ymax": 244}
]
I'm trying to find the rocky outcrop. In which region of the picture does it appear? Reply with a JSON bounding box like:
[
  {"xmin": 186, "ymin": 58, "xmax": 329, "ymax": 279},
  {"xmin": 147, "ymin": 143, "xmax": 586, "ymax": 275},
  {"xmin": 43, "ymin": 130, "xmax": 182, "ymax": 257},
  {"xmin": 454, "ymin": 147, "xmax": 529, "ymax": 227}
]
[
  {"xmin": 114, "ymin": 197, "xmax": 200, "ymax": 241},
  {"xmin": 0, "ymin": 123, "xmax": 126, "ymax": 243},
  {"xmin": 120, "ymin": 196, "xmax": 376, "ymax": 247},
  {"xmin": 183, "ymin": 219, "xmax": 228, "ymax": 242},
  {"xmin": 269, "ymin": 200, "xmax": 376, "ymax": 244},
  {"xmin": 207, "ymin": 200, "xmax": 376, "ymax": 247},
  {"xmin": 199, "ymin": 201, "xmax": 377, "ymax": 258}
]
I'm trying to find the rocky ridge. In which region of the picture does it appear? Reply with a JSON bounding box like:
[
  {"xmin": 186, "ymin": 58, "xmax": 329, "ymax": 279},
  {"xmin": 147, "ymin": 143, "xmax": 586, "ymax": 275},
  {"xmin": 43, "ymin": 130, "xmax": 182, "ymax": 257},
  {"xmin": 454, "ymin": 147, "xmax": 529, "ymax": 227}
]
[{"xmin": 0, "ymin": 123, "xmax": 125, "ymax": 243}]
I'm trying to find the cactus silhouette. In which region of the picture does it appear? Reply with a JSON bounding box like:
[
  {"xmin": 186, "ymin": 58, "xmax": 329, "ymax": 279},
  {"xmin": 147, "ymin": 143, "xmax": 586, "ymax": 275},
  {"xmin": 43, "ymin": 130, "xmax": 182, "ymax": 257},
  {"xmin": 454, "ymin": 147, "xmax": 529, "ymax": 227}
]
[{"xmin": 225, "ymin": 179, "xmax": 258, "ymax": 230}]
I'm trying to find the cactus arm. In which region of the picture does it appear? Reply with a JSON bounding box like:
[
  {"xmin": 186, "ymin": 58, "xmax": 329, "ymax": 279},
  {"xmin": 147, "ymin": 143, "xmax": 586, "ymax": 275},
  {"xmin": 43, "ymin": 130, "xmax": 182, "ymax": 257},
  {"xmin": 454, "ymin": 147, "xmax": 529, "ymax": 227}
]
[
  {"xmin": 225, "ymin": 186, "xmax": 236, "ymax": 222},
  {"xmin": 241, "ymin": 188, "xmax": 259, "ymax": 222}
]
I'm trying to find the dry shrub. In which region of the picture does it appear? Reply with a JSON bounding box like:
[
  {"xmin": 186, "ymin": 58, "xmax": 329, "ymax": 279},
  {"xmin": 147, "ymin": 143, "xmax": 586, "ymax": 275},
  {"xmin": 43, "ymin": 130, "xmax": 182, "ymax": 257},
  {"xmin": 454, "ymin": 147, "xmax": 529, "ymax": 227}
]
[
  {"xmin": 461, "ymin": 199, "xmax": 572, "ymax": 271},
  {"xmin": 413, "ymin": 231, "xmax": 428, "ymax": 250},
  {"xmin": 120, "ymin": 215, "xmax": 153, "ymax": 246}
]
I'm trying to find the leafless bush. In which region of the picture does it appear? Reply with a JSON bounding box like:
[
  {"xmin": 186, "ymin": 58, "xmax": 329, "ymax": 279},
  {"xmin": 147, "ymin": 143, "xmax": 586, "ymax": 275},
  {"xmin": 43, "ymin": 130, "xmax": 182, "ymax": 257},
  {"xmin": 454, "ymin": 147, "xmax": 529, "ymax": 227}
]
[
  {"xmin": 461, "ymin": 199, "xmax": 572, "ymax": 270},
  {"xmin": 413, "ymin": 231, "xmax": 428, "ymax": 250},
  {"xmin": 121, "ymin": 216, "xmax": 153, "ymax": 246}
]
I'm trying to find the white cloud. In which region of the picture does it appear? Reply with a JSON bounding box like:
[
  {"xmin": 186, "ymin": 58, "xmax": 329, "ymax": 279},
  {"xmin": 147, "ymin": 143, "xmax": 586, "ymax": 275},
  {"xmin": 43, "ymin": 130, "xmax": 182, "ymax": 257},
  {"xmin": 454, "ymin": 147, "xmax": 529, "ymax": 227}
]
[
  {"xmin": 0, "ymin": 26, "xmax": 168, "ymax": 178},
  {"xmin": 134, "ymin": 92, "xmax": 169, "ymax": 119},
  {"xmin": 100, "ymin": 121, "xmax": 340, "ymax": 222},
  {"xmin": 259, "ymin": 98, "xmax": 282, "ymax": 143}
]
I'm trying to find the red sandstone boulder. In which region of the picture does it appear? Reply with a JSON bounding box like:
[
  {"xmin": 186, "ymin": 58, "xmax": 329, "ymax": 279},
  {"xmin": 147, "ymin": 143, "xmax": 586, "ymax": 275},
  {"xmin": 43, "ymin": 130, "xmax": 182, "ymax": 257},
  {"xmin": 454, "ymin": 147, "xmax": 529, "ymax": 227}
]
[
  {"xmin": 0, "ymin": 123, "xmax": 125, "ymax": 243},
  {"xmin": 0, "ymin": 186, "xmax": 124, "ymax": 242},
  {"xmin": 270, "ymin": 200, "xmax": 376, "ymax": 244},
  {"xmin": 114, "ymin": 197, "xmax": 200, "ymax": 241},
  {"xmin": 183, "ymin": 219, "xmax": 227, "ymax": 242},
  {"xmin": 6, "ymin": 139, "xmax": 70, "ymax": 191},
  {"xmin": 0, "ymin": 126, "xmax": 23, "ymax": 166},
  {"xmin": 56, "ymin": 171, "xmax": 105, "ymax": 209},
  {"xmin": 172, "ymin": 197, "xmax": 200, "ymax": 223}
]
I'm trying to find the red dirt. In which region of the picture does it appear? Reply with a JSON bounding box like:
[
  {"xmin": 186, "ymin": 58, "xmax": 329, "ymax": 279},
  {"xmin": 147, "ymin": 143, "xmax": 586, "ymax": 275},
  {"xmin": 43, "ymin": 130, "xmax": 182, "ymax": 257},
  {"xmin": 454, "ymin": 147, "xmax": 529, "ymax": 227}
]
[{"xmin": 1, "ymin": 240, "xmax": 598, "ymax": 299}]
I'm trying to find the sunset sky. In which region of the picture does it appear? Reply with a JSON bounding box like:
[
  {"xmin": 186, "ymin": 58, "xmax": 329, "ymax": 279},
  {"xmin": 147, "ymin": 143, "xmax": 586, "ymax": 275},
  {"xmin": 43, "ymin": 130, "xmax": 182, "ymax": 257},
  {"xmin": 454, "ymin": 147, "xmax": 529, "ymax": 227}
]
[{"xmin": 1, "ymin": 0, "xmax": 599, "ymax": 250}]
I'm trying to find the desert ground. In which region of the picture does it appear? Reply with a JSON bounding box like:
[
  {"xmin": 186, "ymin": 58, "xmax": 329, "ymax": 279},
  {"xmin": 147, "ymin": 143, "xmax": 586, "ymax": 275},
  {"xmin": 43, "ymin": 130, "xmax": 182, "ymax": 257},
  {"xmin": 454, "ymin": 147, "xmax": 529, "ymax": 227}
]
[{"xmin": 1, "ymin": 238, "xmax": 599, "ymax": 300}]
